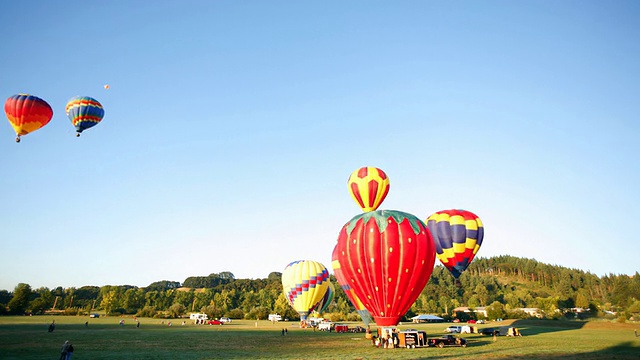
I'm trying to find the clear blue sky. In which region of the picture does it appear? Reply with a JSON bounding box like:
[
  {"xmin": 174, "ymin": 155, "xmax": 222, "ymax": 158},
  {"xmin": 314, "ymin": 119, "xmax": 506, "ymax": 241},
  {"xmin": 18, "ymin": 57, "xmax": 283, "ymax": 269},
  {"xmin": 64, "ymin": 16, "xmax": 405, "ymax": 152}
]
[{"xmin": 1, "ymin": 1, "xmax": 638, "ymax": 291}]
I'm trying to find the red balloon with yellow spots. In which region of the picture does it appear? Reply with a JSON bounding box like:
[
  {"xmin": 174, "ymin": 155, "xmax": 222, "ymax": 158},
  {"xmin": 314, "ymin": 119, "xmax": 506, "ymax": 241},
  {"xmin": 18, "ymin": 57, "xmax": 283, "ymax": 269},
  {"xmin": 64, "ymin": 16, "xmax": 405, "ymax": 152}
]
[{"xmin": 332, "ymin": 210, "xmax": 436, "ymax": 326}]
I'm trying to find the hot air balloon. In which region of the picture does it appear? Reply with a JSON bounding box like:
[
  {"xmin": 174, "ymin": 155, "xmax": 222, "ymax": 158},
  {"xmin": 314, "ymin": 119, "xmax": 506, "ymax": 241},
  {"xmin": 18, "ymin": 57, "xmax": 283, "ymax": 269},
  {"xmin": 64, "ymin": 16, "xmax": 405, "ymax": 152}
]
[
  {"xmin": 332, "ymin": 256, "xmax": 373, "ymax": 326},
  {"xmin": 311, "ymin": 282, "xmax": 335, "ymax": 314},
  {"xmin": 282, "ymin": 260, "xmax": 330, "ymax": 320},
  {"xmin": 4, "ymin": 94, "xmax": 53, "ymax": 143},
  {"xmin": 332, "ymin": 210, "xmax": 436, "ymax": 327},
  {"xmin": 426, "ymin": 209, "xmax": 484, "ymax": 281},
  {"xmin": 347, "ymin": 166, "xmax": 390, "ymax": 212},
  {"xmin": 65, "ymin": 96, "xmax": 105, "ymax": 137}
]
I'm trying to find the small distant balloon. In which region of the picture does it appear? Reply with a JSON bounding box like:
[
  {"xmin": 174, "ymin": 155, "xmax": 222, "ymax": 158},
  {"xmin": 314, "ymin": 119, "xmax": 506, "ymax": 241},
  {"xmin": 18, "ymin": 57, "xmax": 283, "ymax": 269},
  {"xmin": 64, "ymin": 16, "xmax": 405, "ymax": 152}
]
[{"xmin": 103, "ymin": 84, "xmax": 110, "ymax": 90}]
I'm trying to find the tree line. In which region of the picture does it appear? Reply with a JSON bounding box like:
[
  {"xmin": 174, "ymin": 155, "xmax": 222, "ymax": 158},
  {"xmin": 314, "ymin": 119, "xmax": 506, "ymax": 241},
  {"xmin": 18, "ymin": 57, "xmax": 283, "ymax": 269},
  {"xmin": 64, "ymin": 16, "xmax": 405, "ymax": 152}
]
[{"xmin": 1, "ymin": 255, "xmax": 638, "ymax": 323}]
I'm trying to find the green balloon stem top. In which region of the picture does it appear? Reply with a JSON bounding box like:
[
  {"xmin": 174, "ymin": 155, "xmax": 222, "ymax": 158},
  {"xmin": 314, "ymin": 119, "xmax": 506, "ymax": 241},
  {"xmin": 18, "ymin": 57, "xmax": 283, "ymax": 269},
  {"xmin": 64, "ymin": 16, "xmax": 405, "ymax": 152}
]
[{"xmin": 345, "ymin": 210, "xmax": 424, "ymax": 236}]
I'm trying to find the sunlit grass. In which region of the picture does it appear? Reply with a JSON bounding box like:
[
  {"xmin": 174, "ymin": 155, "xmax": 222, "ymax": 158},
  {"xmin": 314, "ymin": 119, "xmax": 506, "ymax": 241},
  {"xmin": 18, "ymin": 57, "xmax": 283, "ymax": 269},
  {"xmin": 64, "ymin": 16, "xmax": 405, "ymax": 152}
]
[{"xmin": 0, "ymin": 316, "xmax": 638, "ymax": 359}]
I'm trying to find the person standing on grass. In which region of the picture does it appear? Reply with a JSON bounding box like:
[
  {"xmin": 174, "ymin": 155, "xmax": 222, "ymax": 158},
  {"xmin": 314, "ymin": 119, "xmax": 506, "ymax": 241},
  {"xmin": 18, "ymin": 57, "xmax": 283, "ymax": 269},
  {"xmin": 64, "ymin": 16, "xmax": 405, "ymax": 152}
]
[
  {"xmin": 66, "ymin": 342, "xmax": 74, "ymax": 360},
  {"xmin": 60, "ymin": 340, "xmax": 72, "ymax": 360}
]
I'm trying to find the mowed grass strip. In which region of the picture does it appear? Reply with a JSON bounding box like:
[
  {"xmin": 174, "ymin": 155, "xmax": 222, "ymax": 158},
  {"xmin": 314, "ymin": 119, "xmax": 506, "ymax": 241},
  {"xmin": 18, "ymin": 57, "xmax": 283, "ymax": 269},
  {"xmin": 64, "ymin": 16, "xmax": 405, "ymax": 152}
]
[{"xmin": 0, "ymin": 317, "xmax": 638, "ymax": 359}]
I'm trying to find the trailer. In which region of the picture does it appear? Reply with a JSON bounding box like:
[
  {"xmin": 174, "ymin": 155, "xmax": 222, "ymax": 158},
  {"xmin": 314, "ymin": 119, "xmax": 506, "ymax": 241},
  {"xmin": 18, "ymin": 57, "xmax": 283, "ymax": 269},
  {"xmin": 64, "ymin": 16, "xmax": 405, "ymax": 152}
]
[{"xmin": 398, "ymin": 330, "xmax": 429, "ymax": 348}]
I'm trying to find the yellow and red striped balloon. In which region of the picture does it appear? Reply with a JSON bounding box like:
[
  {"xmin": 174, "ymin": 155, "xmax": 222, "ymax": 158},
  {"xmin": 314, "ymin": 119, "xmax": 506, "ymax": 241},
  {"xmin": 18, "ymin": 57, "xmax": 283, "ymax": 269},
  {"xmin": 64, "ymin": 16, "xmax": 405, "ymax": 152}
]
[
  {"xmin": 347, "ymin": 166, "xmax": 390, "ymax": 212},
  {"xmin": 4, "ymin": 94, "xmax": 53, "ymax": 142}
]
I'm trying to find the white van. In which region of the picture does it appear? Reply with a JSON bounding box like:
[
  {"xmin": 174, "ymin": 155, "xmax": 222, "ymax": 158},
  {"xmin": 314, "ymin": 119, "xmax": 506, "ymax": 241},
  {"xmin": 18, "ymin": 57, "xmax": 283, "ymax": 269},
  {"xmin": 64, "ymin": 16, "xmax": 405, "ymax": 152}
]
[
  {"xmin": 268, "ymin": 314, "xmax": 282, "ymax": 322},
  {"xmin": 190, "ymin": 313, "xmax": 208, "ymax": 321},
  {"xmin": 317, "ymin": 322, "xmax": 334, "ymax": 331}
]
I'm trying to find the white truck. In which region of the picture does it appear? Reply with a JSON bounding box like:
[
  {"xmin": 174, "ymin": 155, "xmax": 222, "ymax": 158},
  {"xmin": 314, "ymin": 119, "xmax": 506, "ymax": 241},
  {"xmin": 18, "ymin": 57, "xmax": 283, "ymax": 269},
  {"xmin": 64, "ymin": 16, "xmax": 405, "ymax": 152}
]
[
  {"xmin": 317, "ymin": 322, "xmax": 334, "ymax": 331},
  {"xmin": 190, "ymin": 313, "xmax": 208, "ymax": 323}
]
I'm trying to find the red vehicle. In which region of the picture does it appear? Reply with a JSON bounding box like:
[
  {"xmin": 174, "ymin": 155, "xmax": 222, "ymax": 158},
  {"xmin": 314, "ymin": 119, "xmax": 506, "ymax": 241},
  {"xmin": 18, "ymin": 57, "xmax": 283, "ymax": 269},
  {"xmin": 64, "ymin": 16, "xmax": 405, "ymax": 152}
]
[
  {"xmin": 467, "ymin": 320, "xmax": 477, "ymax": 324},
  {"xmin": 335, "ymin": 324, "xmax": 349, "ymax": 333},
  {"xmin": 208, "ymin": 320, "xmax": 223, "ymax": 325}
]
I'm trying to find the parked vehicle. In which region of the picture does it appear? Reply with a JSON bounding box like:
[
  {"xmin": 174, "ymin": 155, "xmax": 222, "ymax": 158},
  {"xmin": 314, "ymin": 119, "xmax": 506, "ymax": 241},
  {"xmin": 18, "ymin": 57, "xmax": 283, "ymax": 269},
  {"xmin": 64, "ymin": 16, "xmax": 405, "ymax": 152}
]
[
  {"xmin": 350, "ymin": 326, "xmax": 367, "ymax": 333},
  {"xmin": 479, "ymin": 327, "xmax": 499, "ymax": 336},
  {"xmin": 335, "ymin": 324, "xmax": 349, "ymax": 333},
  {"xmin": 444, "ymin": 326, "xmax": 462, "ymax": 333},
  {"xmin": 268, "ymin": 314, "xmax": 282, "ymax": 322},
  {"xmin": 190, "ymin": 313, "xmax": 208, "ymax": 321},
  {"xmin": 207, "ymin": 320, "xmax": 223, "ymax": 325},
  {"xmin": 398, "ymin": 330, "xmax": 429, "ymax": 348},
  {"xmin": 428, "ymin": 334, "xmax": 467, "ymax": 348},
  {"xmin": 219, "ymin": 317, "xmax": 232, "ymax": 323},
  {"xmin": 317, "ymin": 322, "xmax": 334, "ymax": 331}
]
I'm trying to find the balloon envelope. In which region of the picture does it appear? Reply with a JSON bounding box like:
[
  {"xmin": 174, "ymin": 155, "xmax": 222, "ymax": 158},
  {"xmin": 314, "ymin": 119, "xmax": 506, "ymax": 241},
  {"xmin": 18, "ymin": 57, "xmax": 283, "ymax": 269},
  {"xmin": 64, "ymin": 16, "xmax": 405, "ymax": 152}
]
[
  {"xmin": 282, "ymin": 260, "xmax": 330, "ymax": 320},
  {"xmin": 4, "ymin": 94, "xmax": 53, "ymax": 140},
  {"xmin": 312, "ymin": 282, "xmax": 335, "ymax": 314},
  {"xmin": 65, "ymin": 96, "xmax": 104, "ymax": 135},
  {"xmin": 332, "ymin": 256, "xmax": 373, "ymax": 326},
  {"xmin": 426, "ymin": 209, "xmax": 484, "ymax": 279},
  {"xmin": 347, "ymin": 167, "xmax": 390, "ymax": 212},
  {"xmin": 332, "ymin": 210, "xmax": 436, "ymax": 326}
]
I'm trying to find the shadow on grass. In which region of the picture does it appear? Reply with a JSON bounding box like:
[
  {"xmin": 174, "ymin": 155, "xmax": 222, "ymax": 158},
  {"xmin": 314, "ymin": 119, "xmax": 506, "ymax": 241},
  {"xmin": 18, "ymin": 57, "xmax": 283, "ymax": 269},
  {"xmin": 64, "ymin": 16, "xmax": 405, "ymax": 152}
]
[
  {"xmin": 508, "ymin": 319, "xmax": 587, "ymax": 336},
  {"xmin": 408, "ymin": 341, "xmax": 640, "ymax": 360}
]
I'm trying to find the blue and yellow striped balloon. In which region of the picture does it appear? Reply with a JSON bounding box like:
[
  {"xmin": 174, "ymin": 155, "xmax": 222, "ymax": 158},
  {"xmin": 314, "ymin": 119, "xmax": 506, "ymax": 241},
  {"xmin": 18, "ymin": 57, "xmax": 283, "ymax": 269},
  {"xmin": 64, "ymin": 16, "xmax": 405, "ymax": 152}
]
[
  {"xmin": 65, "ymin": 96, "xmax": 104, "ymax": 137},
  {"xmin": 426, "ymin": 209, "xmax": 484, "ymax": 280}
]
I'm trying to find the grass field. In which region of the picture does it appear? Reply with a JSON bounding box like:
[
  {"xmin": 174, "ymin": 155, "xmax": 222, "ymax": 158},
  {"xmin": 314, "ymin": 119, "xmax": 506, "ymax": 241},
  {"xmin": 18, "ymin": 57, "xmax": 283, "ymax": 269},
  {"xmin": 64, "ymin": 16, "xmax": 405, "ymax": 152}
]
[{"xmin": 0, "ymin": 316, "xmax": 638, "ymax": 359}]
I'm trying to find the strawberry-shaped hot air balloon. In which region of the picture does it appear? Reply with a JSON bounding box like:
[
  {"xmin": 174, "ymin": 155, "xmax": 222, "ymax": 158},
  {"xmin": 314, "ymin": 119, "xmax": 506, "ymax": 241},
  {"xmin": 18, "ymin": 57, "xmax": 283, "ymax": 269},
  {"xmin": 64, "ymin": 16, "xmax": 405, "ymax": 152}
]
[
  {"xmin": 347, "ymin": 167, "xmax": 390, "ymax": 212},
  {"xmin": 332, "ymin": 255, "xmax": 373, "ymax": 326},
  {"xmin": 426, "ymin": 209, "xmax": 484, "ymax": 282},
  {"xmin": 332, "ymin": 210, "xmax": 436, "ymax": 327},
  {"xmin": 282, "ymin": 260, "xmax": 330, "ymax": 321},
  {"xmin": 4, "ymin": 94, "xmax": 53, "ymax": 143},
  {"xmin": 65, "ymin": 96, "xmax": 105, "ymax": 137}
]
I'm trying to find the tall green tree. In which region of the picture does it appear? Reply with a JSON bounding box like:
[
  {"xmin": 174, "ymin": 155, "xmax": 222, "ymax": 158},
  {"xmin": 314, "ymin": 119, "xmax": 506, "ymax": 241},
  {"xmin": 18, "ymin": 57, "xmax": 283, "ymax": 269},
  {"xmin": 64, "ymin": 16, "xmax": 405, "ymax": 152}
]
[{"xmin": 7, "ymin": 283, "xmax": 31, "ymax": 314}]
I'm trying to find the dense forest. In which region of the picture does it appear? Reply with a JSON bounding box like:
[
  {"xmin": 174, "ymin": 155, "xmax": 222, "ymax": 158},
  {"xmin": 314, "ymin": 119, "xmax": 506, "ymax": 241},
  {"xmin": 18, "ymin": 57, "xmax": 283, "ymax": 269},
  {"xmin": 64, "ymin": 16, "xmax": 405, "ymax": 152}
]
[{"xmin": 1, "ymin": 256, "xmax": 638, "ymax": 323}]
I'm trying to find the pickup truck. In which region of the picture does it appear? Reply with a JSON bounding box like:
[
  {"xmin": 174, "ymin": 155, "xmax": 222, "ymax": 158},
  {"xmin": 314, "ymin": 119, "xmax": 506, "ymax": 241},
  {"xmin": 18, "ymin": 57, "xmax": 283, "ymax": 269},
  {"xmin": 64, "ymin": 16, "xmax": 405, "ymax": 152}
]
[{"xmin": 428, "ymin": 334, "xmax": 467, "ymax": 348}]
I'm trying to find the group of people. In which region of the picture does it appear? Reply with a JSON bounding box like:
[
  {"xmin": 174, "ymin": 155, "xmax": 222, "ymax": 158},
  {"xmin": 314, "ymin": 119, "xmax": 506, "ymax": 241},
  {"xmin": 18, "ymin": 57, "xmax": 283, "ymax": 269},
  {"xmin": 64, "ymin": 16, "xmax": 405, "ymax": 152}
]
[
  {"xmin": 371, "ymin": 328, "xmax": 400, "ymax": 349},
  {"xmin": 371, "ymin": 334, "xmax": 398, "ymax": 348},
  {"xmin": 281, "ymin": 328, "xmax": 289, "ymax": 335},
  {"xmin": 60, "ymin": 340, "xmax": 73, "ymax": 360}
]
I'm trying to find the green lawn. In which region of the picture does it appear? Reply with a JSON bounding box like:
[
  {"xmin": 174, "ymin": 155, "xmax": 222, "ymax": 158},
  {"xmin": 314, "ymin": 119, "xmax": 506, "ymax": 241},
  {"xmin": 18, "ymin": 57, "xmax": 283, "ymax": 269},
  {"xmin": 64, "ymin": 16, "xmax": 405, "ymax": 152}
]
[{"xmin": 0, "ymin": 316, "xmax": 638, "ymax": 359}]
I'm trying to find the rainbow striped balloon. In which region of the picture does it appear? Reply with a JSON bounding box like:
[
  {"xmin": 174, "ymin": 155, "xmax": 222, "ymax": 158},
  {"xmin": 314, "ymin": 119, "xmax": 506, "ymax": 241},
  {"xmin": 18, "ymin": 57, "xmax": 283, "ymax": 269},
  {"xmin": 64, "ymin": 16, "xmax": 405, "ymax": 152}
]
[{"xmin": 65, "ymin": 96, "xmax": 104, "ymax": 136}]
